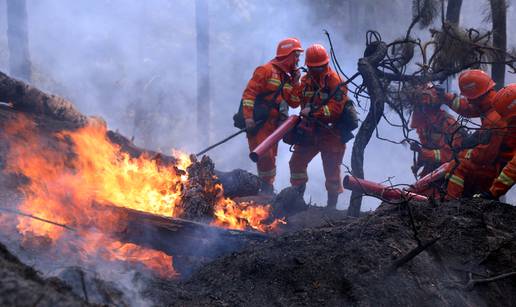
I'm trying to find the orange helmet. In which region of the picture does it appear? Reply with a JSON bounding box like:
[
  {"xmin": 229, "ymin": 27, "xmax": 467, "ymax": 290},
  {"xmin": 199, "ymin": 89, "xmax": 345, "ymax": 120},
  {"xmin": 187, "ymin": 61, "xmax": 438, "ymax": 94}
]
[
  {"xmin": 276, "ymin": 38, "xmax": 303, "ymax": 58},
  {"xmin": 493, "ymin": 84, "xmax": 516, "ymax": 119},
  {"xmin": 305, "ymin": 44, "xmax": 330, "ymax": 67},
  {"xmin": 458, "ymin": 69, "xmax": 496, "ymax": 99}
]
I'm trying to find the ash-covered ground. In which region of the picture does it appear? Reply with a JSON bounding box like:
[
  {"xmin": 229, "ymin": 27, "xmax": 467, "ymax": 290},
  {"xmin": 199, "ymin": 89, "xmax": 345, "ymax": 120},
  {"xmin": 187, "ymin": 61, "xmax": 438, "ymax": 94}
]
[{"xmin": 144, "ymin": 199, "xmax": 516, "ymax": 307}]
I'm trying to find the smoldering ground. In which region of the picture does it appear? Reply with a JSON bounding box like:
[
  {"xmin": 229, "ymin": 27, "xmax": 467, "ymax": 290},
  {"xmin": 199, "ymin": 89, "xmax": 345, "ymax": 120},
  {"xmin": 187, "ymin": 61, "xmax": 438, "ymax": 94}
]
[{"xmin": 0, "ymin": 0, "xmax": 514, "ymax": 210}]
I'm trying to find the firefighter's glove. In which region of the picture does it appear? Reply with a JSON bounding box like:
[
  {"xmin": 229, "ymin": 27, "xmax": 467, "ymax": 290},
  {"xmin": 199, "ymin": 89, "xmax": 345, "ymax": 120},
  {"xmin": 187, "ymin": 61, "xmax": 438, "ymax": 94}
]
[
  {"xmin": 409, "ymin": 141, "xmax": 421, "ymax": 152},
  {"xmin": 301, "ymin": 106, "xmax": 312, "ymax": 118},
  {"xmin": 473, "ymin": 191, "xmax": 498, "ymax": 201},
  {"xmin": 245, "ymin": 118, "xmax": 256, "ymax": 131},
  {"xmin": 433, "ymin": 83, "xmax": 447, "ymax": 100},
  {"xmin": 291, "ymin": 69, "xmax": 301, "ymax": 84}
]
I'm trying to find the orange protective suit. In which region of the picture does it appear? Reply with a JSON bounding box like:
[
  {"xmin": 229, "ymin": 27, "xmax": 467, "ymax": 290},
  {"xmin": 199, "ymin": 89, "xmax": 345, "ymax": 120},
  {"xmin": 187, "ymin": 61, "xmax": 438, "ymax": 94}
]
[
  {"xmin": 242, "ymin": 61, "xmax": 299, "ymax": 185},
  {"xmin": 489, "ymin": 84, "xmax": 516, "ymax": 198},
  {"xmin": 442, "ymin": 90, "xmax": 508, "ymax": 198},
  {"xmin": 288, "ymin": 66, "xmax": 348, "ymax": 194},
  {"xmin": 411, "ymin": 105, "xmax": 463, "ymax": 177}
]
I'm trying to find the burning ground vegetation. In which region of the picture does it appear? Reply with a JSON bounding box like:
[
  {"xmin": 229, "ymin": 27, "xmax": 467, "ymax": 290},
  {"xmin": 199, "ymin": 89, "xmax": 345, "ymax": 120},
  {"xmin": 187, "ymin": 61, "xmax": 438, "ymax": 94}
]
[{"xmin": 0, "ymin": 107, "xmax": 515, "ymax": 306}]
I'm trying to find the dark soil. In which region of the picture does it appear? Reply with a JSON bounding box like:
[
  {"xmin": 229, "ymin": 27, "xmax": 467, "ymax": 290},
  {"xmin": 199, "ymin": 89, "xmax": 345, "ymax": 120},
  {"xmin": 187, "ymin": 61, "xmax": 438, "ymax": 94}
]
[
  {"xmin": 0, "ymin": 242, "xmax": 89, "ymax": 307},
  {"xmin": 147, "ymin": 199, "xmax": 516, "ymax": 307}
]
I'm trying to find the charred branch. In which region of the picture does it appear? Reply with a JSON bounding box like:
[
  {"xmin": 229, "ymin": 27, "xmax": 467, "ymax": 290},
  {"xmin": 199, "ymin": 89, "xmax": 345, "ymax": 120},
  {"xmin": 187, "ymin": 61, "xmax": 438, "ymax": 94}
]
[
  {"xmin": 465, "ymin": 271, "xmax": 516, "ymax": 290},
  {"xmin": 387, "ymin": 236, "xmax": 440, "ymax": 273}
]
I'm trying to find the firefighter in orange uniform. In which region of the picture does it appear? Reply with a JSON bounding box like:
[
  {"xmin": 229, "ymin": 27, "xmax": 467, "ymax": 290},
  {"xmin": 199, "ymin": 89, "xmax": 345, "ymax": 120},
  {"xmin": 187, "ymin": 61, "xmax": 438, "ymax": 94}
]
[
  {"xmin": 241, "ymin": 38, "xmax": 303, "ymax": 194},
  {"xmin": 486, "ymin": 83, "xmax": 516, "ymax": 199},
  {"xmin": 289, "ymin": 44, "xmax": 355, "ymax": 209},
  {"xmin": 435, "ymin": 70, "xmax": 508, "ymax": 198},
  {"xmin": 410, "ymin": 84, "xmax": 464, "ymax": 178}
]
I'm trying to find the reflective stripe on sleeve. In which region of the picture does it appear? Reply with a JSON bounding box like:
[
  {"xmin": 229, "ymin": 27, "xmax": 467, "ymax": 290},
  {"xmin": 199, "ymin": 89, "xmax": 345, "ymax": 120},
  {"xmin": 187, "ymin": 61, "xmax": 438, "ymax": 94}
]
[
  {"xmin": 497, "ymin": 171, "xmax": 515, "ymax": 187},
  {"xmin": 433, "ymin": 149, "xmax": 441, "ymax": 162},
  {"xmin": 447, "ymin": 174, "xmax": 464, "ymax": 187},
  {"xmin": 465, "ymin": 149, "xmax": 473, "ymax": 159},
  {"xmin": 322, "ymin": 105, "xmax": 331, "ymax": 117},
  {"xmin": 267, "ymin": 78, "xmax": 281, "ymax": 86},
  {"xmin": 242, "ymin": 99, "xmax": 255, "ymax": 107},
  {"xmin": 452, "ymin": 96, "xmax": 461, "ymax": 110}
]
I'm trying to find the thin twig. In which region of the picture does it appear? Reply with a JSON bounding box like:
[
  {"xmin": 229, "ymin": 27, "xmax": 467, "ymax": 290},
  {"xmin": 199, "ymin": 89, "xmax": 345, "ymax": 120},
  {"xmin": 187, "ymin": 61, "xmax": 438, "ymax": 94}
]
[
  {"xmin": 465, "ymin": 271, "xmax": 516, "ymax": 290},
  {"xmin": 0, "ymin": 207, "xmax": 75, "ymax": 231},
  {"xmin": 387, "ymin": 236, "xmax": 441, "ymax": 273}
]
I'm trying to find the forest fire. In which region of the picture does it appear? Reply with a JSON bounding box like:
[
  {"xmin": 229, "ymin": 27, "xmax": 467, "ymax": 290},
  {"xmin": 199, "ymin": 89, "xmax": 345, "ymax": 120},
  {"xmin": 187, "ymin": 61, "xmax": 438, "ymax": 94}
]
[{"xmin": 1, "ymin": 115, "xmax": 280, "ymax": 278}]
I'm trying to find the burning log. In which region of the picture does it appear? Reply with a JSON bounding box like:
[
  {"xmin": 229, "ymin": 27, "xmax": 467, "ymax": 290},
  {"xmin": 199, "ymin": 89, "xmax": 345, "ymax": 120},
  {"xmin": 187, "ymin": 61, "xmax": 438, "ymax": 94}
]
[{"xmin": 105, "ymin": 205, "xmax": 269, "ymax": 258}]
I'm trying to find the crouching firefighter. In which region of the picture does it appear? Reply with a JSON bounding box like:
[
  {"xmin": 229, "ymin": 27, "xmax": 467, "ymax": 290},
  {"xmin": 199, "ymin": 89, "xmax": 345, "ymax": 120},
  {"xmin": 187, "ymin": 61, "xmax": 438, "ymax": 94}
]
[
  {"xmin": 234, "ymin": 38, "xmax": 304, "ymax": 194},
  {"xmin": 286, "ymin": 44, "xmax": 358, "ymax": 209}
]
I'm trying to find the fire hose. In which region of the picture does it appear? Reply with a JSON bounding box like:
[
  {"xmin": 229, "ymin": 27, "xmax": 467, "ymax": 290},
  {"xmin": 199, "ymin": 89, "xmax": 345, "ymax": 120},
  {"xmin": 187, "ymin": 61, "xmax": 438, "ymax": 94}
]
[
  {"xmin": 249, "ymin": 115, "xmax": 300, "ymax": 162},
  {"xmin": 343, "ymin": 176, "xmax": 428, "ymax": 202}
]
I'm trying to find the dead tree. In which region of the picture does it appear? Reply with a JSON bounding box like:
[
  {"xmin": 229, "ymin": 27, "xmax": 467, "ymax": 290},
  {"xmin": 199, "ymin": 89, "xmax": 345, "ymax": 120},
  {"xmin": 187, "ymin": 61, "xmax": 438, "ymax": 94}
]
[
  {"xmin": 346, "ymin": 15, "xmax": 516, "ymax": 216},
  {"xmin": 196, "ymin": 0, "xmax": 210, "ymax": 145},
  {"xmin": 445, "ymin": 0, "xmax": 463, "ymax": 25},
  {"xmin": 348, "ymin": 40, "xmax": 388, "ymax": 217},
  {"xmin": 489, "ymin": 0, "xmax": 507, "ymax": 89},
  {"xmin": 6, "ymin": 0, "xmax": 31, "ymax": 82}
]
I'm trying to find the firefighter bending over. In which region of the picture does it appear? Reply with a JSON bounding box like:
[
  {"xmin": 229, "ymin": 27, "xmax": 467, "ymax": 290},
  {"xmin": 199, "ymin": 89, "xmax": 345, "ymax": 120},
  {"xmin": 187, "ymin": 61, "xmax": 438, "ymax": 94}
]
[
  {"xmin": 409, "ymin": 84, "xmax": 465, "ymax": 178},
  {"xmin": 288, "ymin": 44, "xmax": 358, "ymax": 209},
  {"xmin": 433, "ymin": 70, "xmax": 512, "ymax": 198},
  {"xmin": 484, "ymin": 83, "xmax": 516, "ymax": 200}
]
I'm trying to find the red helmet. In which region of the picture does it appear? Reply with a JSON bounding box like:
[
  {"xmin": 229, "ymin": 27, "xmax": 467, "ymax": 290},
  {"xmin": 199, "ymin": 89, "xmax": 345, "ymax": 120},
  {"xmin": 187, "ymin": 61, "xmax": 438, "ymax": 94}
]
[
  {"xmin": 305, "ymin": 44, "xmax": 330, "ymax": 67},
  {"xmin": 458, "ymin": 69, "xmax": 496, "ymax": 99},
  {"xmin": 276, "ymin": 38, "xmax": 303, "ymax": 58}
]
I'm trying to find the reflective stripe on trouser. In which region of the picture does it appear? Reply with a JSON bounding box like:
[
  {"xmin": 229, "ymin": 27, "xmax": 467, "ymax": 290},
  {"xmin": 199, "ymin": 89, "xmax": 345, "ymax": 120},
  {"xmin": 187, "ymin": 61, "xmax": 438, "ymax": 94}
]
[
  {"xmin": 446, "ymin": 160, "xmax": 499, "ymax": 198},
  {"xmin": 289, "ymin": 142, "xmax": 345, "ymax": 193},
  {"xmin": 247, "ymin": 119, "xmax": 278, "ymax": 185},
  {"xmin": 490, "ymin": 156, "xmax": 516, "ymax": 198}
]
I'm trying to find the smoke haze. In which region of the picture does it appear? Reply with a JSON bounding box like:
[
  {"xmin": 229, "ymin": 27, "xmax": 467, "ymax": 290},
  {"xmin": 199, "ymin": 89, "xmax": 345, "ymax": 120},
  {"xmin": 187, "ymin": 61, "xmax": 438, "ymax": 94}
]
[{"xmin": 0, "ymin": 0, "xmax": 514, "ymax": 211}]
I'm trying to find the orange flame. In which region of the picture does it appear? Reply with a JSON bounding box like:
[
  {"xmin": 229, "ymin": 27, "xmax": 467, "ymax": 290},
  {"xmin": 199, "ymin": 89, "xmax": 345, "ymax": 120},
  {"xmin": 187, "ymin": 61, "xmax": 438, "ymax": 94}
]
[{"xmin": 2, "ymin": 115, "xmax": 281, "ymax": 277}]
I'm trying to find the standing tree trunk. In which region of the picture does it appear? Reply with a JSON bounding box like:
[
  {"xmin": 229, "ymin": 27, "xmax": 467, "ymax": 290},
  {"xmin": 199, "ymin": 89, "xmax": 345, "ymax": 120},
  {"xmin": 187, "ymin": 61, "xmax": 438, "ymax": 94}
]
[
  {"xmin": 6, "ymin": 0, "xmax": 31, "ymax": 82},
  {"xmin": 348, "ymin": 42, "xmax": 388, "ymax": 217},
  {"xmin": 445, "ymin": 0, "xmax": 462, "ymax": 25},
  {"xmin": 196, "ymin": 0, "xmax": 210, "ymax": 145},
  {"xmin": 489, "ymin": 0, "xmax": 507, "ymax": 90}
]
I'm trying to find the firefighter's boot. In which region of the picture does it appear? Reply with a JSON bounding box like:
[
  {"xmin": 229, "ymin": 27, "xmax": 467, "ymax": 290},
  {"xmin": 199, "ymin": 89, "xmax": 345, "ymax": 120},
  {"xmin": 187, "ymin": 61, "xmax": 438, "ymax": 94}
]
[
  {"xmin": 295, "ymin": 183, "xmax": 306, "ymax": 197},
  {"xmin": 327, "ymin": 192, "xmax": 338, "ymax": 209},
  {"xmin": 259, "ymin": 182, "xmax": 275, "ymax": 196}
]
